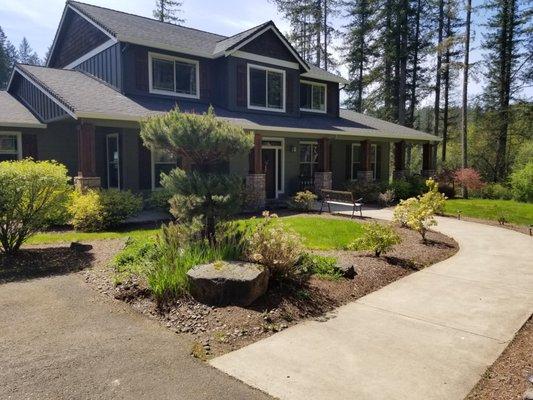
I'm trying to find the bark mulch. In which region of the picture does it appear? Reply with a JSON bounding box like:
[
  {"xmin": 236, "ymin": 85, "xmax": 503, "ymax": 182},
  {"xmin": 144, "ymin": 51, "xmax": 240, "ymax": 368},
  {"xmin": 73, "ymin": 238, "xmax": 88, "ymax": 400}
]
[{"xmin": 465, "ymin": 316, "xmax": 533, "ymax": 400}]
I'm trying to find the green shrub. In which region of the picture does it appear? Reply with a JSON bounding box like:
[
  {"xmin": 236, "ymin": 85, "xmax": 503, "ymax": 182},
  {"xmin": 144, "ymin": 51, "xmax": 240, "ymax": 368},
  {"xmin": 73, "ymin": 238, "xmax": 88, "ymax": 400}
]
[
  {"xmin": 513, "ymin": 141, "xmax": 533, "ymax": 170},
  {"xmin": 378, "ymin": 189, "xmax": 395, "ymax": 206},
  {"xmin": 69, "ymin": 189, "xmax": 143, "ymax": 232},
  {"xmin": 144, "ymin": 189, "xmax": 172, "ymax": 211},
  {"xmin": 297, "ymin": 253, "xmax": 341, "ymax": 280},
  {"xmin": 345, "ymin": 181, "xmax": 383, "ymax": 203},
  {"xmin": 0, "ymin": 159, "xmax": 71, "ymax": 254},
  {"xmin": 246, "ymin": 212, "xmax": 303, "ymax": 280},
  {"xmin": 474, "ymin": 183, "xmax": 513, "ymax": 200},
  {"xmin": 388, "ymin": 180, "xmax": 412, "ymax": 201},
  {"xmin": 291, "ymin": 190, "xmax": 318, "ymax": 211},
  {"xmin": 510, "ymin": 162, "xmax": 533, "ymax": 203},
  {"xmin": 347, "ymin": 222, "xmax": 400, "ymax": 257}
]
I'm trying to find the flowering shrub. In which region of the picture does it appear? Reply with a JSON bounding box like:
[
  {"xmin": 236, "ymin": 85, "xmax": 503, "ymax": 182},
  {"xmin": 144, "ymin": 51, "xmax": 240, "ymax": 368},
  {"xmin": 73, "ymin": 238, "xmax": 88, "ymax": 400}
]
[
  {"xmin": 246, "ymin": 212, "xmax": 303, "ymax": 280},
  {"xmin": 454, "ymin": 168, "xmax": 485, "ymax": 192},
  {"xmin": 378, "ymin": 189, "xmax": 396, "ymax": 206},
  {"xmin": 291, "ymin": 190, "xmax": 318, "ymax": 211},
  {"xmin": 347, "ymin": 222, "xmax": 401, "ymax": 256}
]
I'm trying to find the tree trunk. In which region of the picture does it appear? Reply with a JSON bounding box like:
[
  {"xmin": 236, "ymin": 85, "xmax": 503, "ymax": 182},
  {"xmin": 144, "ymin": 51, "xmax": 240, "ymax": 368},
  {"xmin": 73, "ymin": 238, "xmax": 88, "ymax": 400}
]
[
  {"xmin": 442, "ymin": 9, "xmax": 451, "ymax": 162},
  {"xmin": 398, "ymin": 0, "xmax": 409, "ymax": 125},
  {"xmin": 461, "ymin": 0, "xmax": 471, "ymax": 197},
  {"xmin": 433, "ymin": 0, "xmax": 445, "ymax": 140},
  {"xmin": 408, "ymin": 0, "xmax": 422, "ymax": 128}
]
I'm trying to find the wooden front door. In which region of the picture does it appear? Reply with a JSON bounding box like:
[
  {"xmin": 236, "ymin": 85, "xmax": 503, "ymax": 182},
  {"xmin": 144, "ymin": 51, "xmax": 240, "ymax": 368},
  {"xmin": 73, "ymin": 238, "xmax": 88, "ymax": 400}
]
[{"xmin": 262, "ymin": 148, "xmax": 276, "ymax": 199}]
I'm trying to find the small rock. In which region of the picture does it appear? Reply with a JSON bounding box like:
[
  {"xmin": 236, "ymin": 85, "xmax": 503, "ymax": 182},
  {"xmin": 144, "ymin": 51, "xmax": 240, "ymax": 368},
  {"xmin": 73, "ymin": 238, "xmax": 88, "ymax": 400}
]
[
  {"xmin": 70, "ymin": 242, "xmax": 93, "ymax": 252},
  {"xmin": 337, "ymin": 263, "xmax": 357, "ymax": 279},
  {"xmin": 523, "ymin": 389, "xmax": 533, "ymax": 400}
]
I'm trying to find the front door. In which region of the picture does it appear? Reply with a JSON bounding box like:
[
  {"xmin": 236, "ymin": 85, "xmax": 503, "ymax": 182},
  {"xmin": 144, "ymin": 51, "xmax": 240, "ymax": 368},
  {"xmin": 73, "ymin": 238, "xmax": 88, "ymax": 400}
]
[
  {"xmin": 106, "ymin": 133, "xmax": 120, "ymax": 189},
  {"xmin": 262, "ymin": 148, "xmax": 276, "ymax": 199}
]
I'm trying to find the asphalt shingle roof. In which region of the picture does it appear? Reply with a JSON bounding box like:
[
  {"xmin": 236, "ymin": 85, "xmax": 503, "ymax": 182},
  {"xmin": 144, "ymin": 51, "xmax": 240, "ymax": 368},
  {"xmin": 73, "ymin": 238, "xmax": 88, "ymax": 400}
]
[{"xmin": 0, "ymin": 91, "xmax": 46, "ymax": 128}]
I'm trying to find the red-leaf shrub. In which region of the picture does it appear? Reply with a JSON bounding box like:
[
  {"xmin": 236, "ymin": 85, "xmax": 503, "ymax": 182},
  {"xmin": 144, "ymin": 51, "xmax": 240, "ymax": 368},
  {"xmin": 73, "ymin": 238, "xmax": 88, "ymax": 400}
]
[{"xmin": 454, "ymin": 168, "xmax": 485, "ymax": 191}]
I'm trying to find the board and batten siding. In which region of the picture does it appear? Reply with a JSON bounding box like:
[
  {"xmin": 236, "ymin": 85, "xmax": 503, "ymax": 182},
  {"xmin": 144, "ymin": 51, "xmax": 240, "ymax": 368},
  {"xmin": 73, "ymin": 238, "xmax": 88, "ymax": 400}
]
[{"xmin": 75, "ymin": 43, "xmax": 123, "ymax": 90}]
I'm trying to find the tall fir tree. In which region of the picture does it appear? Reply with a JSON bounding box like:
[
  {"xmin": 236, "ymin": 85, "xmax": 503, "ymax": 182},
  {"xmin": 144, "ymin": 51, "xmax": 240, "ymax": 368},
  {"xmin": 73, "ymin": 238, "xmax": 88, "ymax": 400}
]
[
  {"xmin": 153, "ymin": 0, "xmax": 184, "ymax": 24},
  {"xmin": 0, "ymin": 26, "xmax": 18, "ymax": 89},
  {"xmin": 460, "ymin": 0, "xmax": 472, "ymax": 196},
  {"xmin": 18, "ymin": 37, "xmax": 41, "ymax": 65}
]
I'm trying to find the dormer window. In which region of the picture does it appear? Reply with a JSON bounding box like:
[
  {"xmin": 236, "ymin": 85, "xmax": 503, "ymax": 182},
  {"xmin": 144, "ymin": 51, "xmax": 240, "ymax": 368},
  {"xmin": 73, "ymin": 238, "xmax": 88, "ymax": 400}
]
[
  {"xmin": 300, "ymin": 81, "xmax": 327, "ymax": 113},
  {"xmin": 247, "ymin": 64, "xmax": 285, "ymax": 112},
  {"xmin": 148, "ymin": 52, "xmax": 199, "ymax": 98}
]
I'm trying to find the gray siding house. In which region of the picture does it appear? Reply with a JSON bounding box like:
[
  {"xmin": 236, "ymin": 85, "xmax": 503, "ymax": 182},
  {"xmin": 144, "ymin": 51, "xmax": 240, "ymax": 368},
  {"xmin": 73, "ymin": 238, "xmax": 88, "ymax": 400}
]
[{"xmin": 0, "ymin": 1, "xmax": 439, "ymax": 207}]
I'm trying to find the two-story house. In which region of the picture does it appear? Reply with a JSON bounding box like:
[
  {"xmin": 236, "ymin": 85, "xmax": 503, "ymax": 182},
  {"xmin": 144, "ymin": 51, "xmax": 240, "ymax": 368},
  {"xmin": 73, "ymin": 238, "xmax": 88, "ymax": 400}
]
[{"xmin": 0, "ymin": 1, "xmax": 439, "ymax": 208}]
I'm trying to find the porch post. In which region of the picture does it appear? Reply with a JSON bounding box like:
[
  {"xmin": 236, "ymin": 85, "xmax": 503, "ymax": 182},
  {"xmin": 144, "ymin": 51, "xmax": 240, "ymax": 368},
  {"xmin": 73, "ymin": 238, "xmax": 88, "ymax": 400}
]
[
  {"xmin": 393, "ymin": 140, "xmax": 407, "ymax": 180},
  {"xmin": 74, "ymin": 121, "xmax": 101, "ymax": 191},
  {"xmin": 245, "ymin": 133, "xmax": 266, "ymax": 210},
  {"xmin": 357, "ymin": 140, "xmax": 373, "ymax": 182},
  {"xmin": 421, "ymin": 143, "xmax": 436, "ymax": 177},
  {"xmin": 314, "ymin": 137, "xmax": 332, "ymax": 195}
]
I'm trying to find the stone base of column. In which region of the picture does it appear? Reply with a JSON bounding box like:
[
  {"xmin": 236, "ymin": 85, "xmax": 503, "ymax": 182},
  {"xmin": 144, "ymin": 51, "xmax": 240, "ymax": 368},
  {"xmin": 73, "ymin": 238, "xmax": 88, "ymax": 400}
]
[
  {"xmin": 74, "ymin": 176, "xmax": 101, "ymax": 192},
  {"xmin": 245, "ymin": 174, "xmax": 266, "ymax": 211},
  {"xmin": 313, "ymin": 171, "xmax": 332, "ymax": 196},
  {"xmin": 393, "ymin": 170, "xmax": 408, "ymax": 180},
  {"xmin": 357, "ymin": 170, "xmax": 374, "ymax": 183},
  {"xmin": 421, "ymin": 170, "xmax": 436, "ymax": 178}
]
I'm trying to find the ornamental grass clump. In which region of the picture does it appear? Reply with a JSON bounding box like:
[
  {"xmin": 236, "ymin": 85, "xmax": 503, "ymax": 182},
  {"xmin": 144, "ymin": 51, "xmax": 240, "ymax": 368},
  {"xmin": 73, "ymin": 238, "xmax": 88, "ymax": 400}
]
[
  {"xmin": 347, "ymin": 222, "xmax": 400, "ymax": 257},
  {"xmin": 246, "ymin": 212, "xmax": 303, "ymax": 280},
  {"xmin": 0, "ymin": 159, "xmax": 71, "ymax": 254}
]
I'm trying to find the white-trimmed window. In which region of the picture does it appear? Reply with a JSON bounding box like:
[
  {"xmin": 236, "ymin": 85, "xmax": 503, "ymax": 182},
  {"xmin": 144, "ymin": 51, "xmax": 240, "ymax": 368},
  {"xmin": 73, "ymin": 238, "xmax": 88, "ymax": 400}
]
[
  {"xmin": 0, "ymin": 132, "xmax": 22, "ymax": 161},
  {"xmin": 247, "ymin": 64, "xmax": 285, "ymax": 112},
  {"xmin": 149, "ymin": 52, "xmax": 199, "ymax": 98},
  {"xmin": 299, "ymin": 141, "xmax": 318, "ymax": 179},
  {"xmin": 151, "ymin": 149, "xmax": 179, "ymax": 189},
  {"xmin": 351, "ymin": 143, "xmax": 377, "ymax": 180},
  {"xmin": 300, "ymin": 81, "xmax": 326, "ymax": 113}
]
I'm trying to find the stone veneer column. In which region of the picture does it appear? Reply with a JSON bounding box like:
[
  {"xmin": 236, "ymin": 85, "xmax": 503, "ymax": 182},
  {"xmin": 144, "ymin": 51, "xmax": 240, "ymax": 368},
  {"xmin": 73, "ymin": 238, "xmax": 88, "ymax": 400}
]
[
  {"xmin": 74, "ymin": 122, "xmax": 101, "ymax": 191},
  {"xmin": 245, "ymin": 133, "xmax": 266, "ymax": 210},
  {"xmin": 357, "ymin": 140, "xmax": 374, "ymax": 182}
]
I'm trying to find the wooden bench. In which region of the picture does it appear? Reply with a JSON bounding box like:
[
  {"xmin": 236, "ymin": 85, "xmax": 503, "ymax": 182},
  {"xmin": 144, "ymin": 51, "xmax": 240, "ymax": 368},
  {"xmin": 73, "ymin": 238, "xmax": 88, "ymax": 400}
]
[{"xmin": 319, "ymin": 189, "xmax": 363, "ymax": 218}]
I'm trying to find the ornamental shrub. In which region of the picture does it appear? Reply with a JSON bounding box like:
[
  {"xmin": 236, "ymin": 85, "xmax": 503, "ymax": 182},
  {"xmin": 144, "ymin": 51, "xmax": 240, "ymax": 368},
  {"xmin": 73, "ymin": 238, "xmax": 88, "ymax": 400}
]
[
  {"xmin": 347, "ymin": 222, "xmax": 401, "ymax": 257},
  {"xmin": 378, "ymin": 189, "xmax": 396, "ymax": 206},
  {"xmin": 246, "ymin": 212, "xmax": 303, "ymax": 280},
  {"xmin": 510, "ymin": 162, "xmax": 533, "ymax": 203},
  {"xmin": 454, "ymin": 168, "xmax": 485, "ymax": 192},
  {"xmin": 297, "ymin": 253, "xmax": 341, "ymax": 280},
  {"xmin": 69, "ymin": 189, "xmax": 143, "ymax": 232},
  {"xmin": 388, "ymin": 179, "xmax": 411, "ymax": 201},
  {"xmin": 0, "ymin": 159, "xmax": 71, "ymax": 254},
  {"xmin": 144, "ymin": 188, "xmax": 172, "ymax": 211},
  {"xmin": 291, "ymin": 190, "xmax": 318, "ymax": 211}
]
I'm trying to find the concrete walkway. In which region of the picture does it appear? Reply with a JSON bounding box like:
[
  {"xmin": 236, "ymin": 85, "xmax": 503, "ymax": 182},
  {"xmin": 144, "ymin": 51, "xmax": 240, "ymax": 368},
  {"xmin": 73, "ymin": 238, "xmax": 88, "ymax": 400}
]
[
  {"xmin": 0, "ymin": 273, "xmax": 272, "ymax": 400},
  {"xmin": 211, "ymin": 209, "xmax": 533, "ymax": 400}
]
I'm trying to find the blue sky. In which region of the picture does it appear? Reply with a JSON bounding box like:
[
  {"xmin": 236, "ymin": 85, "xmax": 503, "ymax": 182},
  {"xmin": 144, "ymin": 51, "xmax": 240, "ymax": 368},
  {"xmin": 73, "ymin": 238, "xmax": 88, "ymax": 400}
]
[{"xmin": 1, "ymin": 0, "xmax": 530, "ymax": 103}]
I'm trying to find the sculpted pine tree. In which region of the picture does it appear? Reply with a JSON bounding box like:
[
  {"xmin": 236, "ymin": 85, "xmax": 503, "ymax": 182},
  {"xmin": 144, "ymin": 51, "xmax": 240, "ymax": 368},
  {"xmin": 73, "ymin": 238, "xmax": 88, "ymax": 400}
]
[{"xmin": 140, "ymin": 107, "xmax": 253, "ymax": 242}]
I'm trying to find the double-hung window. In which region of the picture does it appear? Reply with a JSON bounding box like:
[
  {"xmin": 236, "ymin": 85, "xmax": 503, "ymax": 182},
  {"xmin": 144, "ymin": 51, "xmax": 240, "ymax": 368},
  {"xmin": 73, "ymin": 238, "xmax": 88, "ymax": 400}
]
[
  {"xmin": 149, "ymin": 53, "xmax": 199, "ymax": 98},
  {"xmin": 300, "ymin": 81, "xmax": 326, "ymax": 113},
  {"xmin": 351, "ymin": 143, "xmax": 377, "ymax": 180},
  {"xmin": 247, "ymin": 64, "xmax": 285, "ymax": 112},
  {"xmin": 0, "ymin": 132, "xmax": 21, "ymax": 161},
  {"xmin": 299, "ymin": 142, "xmax": 318, "ymax": 179}
]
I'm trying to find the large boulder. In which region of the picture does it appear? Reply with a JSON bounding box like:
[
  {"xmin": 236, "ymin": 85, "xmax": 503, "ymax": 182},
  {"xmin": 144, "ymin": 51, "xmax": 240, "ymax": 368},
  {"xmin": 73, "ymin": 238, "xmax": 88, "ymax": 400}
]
[{"xmin": 187, "ymin": 261, "xmax": 269, "ymax": 306}]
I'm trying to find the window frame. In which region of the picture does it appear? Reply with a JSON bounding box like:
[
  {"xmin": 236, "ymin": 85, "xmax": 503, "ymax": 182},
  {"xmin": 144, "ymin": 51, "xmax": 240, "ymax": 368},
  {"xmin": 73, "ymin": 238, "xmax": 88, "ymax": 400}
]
[
  {"xmin": 0, "ymin": 131, "xmax": 22, "ymax": 160},
  {"xmin": 350, "ymin": 143, "xmax": 377, "ymax": 181},
  {"xmin": 106, "ymin": 133, "xmax": 120, "ymax": 190},
  {"xmin": 148, "ymin": 52, "xmax": 200, "ymax": 99},
  {"xmin": 299, "ymin": 80, "xmax": 327, "ymax": 113},
  {"xmin": 247, "ymin": 63, "xmax": 286, "ymax": 113},
  {"xmin": 299, "ymin": 141, "xmax": 318, "ymax": 179},
  {"xmin": 151, "ymin": 149, "xmax": 179, "ymax": 190}
]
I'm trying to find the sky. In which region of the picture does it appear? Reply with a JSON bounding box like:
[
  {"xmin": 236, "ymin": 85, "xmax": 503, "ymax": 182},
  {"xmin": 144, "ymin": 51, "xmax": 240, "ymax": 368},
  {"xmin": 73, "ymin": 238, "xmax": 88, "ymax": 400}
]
[{"xmin": 1, "ymin": 0, "xmax": 531, "ymax": 104}]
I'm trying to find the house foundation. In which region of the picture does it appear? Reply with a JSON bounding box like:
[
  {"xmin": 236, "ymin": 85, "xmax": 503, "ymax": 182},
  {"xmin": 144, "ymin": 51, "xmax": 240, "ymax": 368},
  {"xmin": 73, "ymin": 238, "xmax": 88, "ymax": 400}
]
[{"xmin": 245, "ymin": 174, "xmax": 266, "ymax": 210}]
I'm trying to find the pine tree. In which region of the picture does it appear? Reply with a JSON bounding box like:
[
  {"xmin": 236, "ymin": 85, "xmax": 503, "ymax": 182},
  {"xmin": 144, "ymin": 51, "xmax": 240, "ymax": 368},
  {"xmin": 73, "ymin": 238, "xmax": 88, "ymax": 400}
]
[
  {"xmin": 481, "ymin": 0, "xmax": 530, "ymax": 181},
  {"xmin": 18, "ymin": 37, "xmax": 41, "ymax": 65},
  {"xmin": 461, "ymin": 0, "xmax": 472, "ymax": 196},
  {"xmin": 433, "ymin": 0, "xmax": 445, "ymax": 139},
  {"xmin": 0, "ymin": 26, "xmax": 18, "ymax": 89},
  {"xmin": 153, "ymin": 0, "xmax": 184, "ymax": 24}
]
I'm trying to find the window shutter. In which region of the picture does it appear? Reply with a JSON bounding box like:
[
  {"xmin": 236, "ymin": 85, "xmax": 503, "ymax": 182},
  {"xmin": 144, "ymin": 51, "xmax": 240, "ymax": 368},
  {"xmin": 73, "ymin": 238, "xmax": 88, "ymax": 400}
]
[
  {"xmin": 236, "ymin": 64, "xmax": 246, "ymax": 107},
  {"xmin": 345, "ymin": 144, "xmax": 351, "ymax": 180},
  {"xmin": 22, "ymin": 134, "xmax": 38, "ymax": 159}
]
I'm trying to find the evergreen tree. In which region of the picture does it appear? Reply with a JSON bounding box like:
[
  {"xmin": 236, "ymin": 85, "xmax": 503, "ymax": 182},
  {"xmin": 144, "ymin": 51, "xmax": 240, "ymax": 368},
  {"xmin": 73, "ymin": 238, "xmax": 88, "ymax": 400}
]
[
  {"xmin": 0, "ymin": 26, "xmax": 18, "ymax": 89},
  {"xmin": 153, "ymin": 0, "xmax": 185, "ymax": 24},
  {"xmin": 461, "ymin": 0, "xmax": 472, "ymax": 189},
  {"xmin": 18, "ymin": 37, "xmax": 41, "ymax": 65}
]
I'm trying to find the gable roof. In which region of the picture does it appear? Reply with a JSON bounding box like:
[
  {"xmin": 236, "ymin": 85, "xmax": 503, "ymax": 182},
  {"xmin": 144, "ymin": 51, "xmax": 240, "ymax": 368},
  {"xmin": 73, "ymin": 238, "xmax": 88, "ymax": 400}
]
[
  {"xmin": 0, "ymin": 91, "xmax": 46, "ymax": 128},
  {"xmin": 61, "ymin": 1, "xmax": 346, "ymax": 82}
]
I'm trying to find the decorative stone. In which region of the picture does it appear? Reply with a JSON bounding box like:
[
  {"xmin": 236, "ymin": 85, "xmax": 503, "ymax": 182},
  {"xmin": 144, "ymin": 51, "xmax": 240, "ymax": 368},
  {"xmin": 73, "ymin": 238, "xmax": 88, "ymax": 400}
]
[
  {"xmin": 357, "ymin": 170, "xmax": 374, "ymax": 183},
  {"xmin": 314, "ymin": 171, "xmax": 332, "ymax": 196},
  {"xmin": 70, "ymin": 242, "xmax": 93, "ymax": 252},
  {"xmin": 187, "ymin": 261, "xmax": 269, "ymax": 306},
  {"xmin": 337, "ymin": 263, "xmax": 357, "ymax": 279},
  {"xmin": 74, "ymin": 176, "xmax": 101, "ymax": 192},
  {"xmin": 245, "ymin": 174, "xmax": 266, "ymax": 211}
]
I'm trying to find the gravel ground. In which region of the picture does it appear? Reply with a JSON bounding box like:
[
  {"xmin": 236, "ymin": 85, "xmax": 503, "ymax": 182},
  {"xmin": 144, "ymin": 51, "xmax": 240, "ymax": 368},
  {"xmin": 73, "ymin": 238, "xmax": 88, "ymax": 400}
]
[{"xmin": 465, "ymin": 316, "xmax": 533, "ymax": 400}]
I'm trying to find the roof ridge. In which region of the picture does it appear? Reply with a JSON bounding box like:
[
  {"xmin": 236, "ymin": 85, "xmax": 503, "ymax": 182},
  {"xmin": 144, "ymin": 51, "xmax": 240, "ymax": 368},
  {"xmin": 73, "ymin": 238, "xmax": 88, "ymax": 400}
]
[
  {"xmin": 215, "ymin": 20, "xmax": 272, "ymax": 44},
  {"xmin": 15, "ymin": 64, "xmax": 77, "ymax": 112},
  {"xmin": 68, "ymin": 0, "xmax": 228, "ymax": 39}
]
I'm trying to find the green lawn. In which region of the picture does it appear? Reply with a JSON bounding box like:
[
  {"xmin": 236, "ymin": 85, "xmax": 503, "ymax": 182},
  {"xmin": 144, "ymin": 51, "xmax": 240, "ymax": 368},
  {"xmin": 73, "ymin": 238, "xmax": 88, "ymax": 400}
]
[
  {"xmin": 443, "ymin": 199, "xmax": 533, "ymax": 226},
  {"xmin": 27, "ymin": 226, "xmax": 160, "ymax": 245},
  {"xmin": 240, "ymin": 215, "xmax": 365, "ymax": 250}
]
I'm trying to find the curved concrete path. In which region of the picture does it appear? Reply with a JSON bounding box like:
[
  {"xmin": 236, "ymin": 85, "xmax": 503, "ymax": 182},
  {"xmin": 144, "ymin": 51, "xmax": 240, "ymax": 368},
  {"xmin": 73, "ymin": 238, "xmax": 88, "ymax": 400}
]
[{"xmin": 211, "ymin": 209, "xmax": 533, "ymax": 400}]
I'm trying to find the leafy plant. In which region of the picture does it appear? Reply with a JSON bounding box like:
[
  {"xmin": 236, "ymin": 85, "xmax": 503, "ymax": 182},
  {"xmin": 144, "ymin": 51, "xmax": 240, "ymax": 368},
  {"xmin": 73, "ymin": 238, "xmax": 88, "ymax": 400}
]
[
  {"xmin": 454, "ymin": 168, "xmax": 485, "ymax": 192},
  {"xmin": 378, "ymin": 189, "xmax": 395, "ymax": 206},
  {"xmin": 246, "ymin": 212, "xmax": 303, "ymax": 280},
  {"xmin": 347, "ymin": 222, "xmax": 400, "ymax": 256},
  {"xmin": 291, "ymin": 190, "xmax": 318, "ymax": 211},
  {"xmin": 345, "ymin": 181, "xmax": 382, "ymax": 203},
  {"xmin": 0, "ymin": 159, "xmax": 71, "ymax": 254},
  {"xmin": 475, "ymin": 183, "xmax": 513, "ymax": 200},
  {"xmin": 69, "ymin": 189, "xmax": 142, "ymax": 232},
  {"xmin": 509, "ymin": 162, "xmax": 533, "ymax": 203},
  {"xmin": 297, "ymin": 252, "xmax": 341, "ymax": 279},
  {"xmin": 144, "ymin": 188, "xmax": 172, "ymax": 211}
]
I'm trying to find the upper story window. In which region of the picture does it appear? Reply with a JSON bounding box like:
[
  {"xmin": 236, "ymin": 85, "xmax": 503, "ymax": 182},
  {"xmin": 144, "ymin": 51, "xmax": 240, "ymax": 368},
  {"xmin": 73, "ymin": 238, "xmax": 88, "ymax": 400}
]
[
  {"xmin": 300, "ymin": 81, "xmax": 326, "ymax": 113},
  {"xmin": 149, "ymin": 52, "xmax": 199, "ymax": 99},
  {"xmin": 247, "ymin": 64, "xmax": 285, "ymax": 112},
  {"xmin": 0, "ymin": 132, "xmax": 21, "ymax": 161}
]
